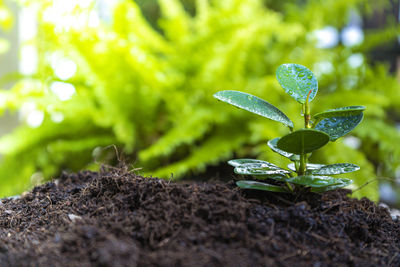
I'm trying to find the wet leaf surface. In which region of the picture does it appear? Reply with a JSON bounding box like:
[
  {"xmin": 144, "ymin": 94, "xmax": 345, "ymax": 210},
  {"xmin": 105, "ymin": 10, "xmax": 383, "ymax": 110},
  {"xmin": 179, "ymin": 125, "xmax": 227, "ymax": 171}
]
[
  {"xmin": 313, "ymin": 106, "xmax": 365, "ymax": 123},
  {"xmin": 286, "ymin": 175, "xmax": 348, "ymax": 188},
  {"xmin": 268, "ymin": 138, "xmax": 300, "ymax": 161},
  {"xmin": 228, "ymin": 159, "xmax": 280, "ymax": 168},
  {"xmin": 311, "ymin": 178, "xmax": 353, "ymax": 192},
  {"xmin": 214, "ymin": 90, "xmax": 293, "ymax": 129},
  {"xmin": 277, "ymin": 129, "xmax": 330, "ymax": 154},
  {"xmin": 314, "ymin": 113, "xmax": 363, "ymax": 141},
  {"xmin": 276, "ymin": 63, "xmax": 318, "ymax": 104},
  {"xmin": 287, "ymin": 163, "xmax": 325, "ymax": 172},
  {"xmin": 236, "ymin": 180, "xmax": 289, "ymax": 192},
  {"xmin": 234, "ymin": 163, "xmax": 291, "ymax": 176},
  {"xmin": 311, "ymin": 163, "xmax": 360, "ymax": 175}
]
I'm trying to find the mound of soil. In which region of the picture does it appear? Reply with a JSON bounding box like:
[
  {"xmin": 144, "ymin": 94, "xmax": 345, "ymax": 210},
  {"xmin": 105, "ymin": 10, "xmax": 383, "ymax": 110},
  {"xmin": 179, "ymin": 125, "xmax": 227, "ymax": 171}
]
[{"xmin": 0, "ymin": 167, "xmax": 399, "ymax": 266}]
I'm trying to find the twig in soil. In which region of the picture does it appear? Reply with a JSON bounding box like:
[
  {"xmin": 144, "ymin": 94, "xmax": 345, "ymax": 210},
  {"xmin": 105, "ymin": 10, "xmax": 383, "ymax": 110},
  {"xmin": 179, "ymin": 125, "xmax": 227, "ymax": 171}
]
[
  {"xmin": 388, "ymin": 252, "xmax": 399, "ymax": 267},
  {"xmin": 320, "ymin": 203, "xmax": 342, "ymax": 214},
  {"xmin": 89, "ymin": 206, "xmax": 105, "ymax": 217},
  {"xmin": 199, "ymin": 247, "xmax": 223, "ymax": 262},
  {"xmin": 93, "ymin": 144, "xmax": 121, "ymax": 164},
  {"xmin": 268, "ymin": 222, "xmax": 275, "ymax": 239},
  {"xmin": 46, "ymin": 195, "xmax": 53, "ymax": 208},
  {"xmin": 156, "ymin": 228, "xmax": 182, "ymax": 248},
  {"xmin": 270, "ymin": 194, "xmax": 294, "ymax": 206},
  {"xmin": 310, "ymin": 232, "xmax": 329, "ymax": 243},
  {"xmin": 280, "ymin": 250, "xmax": 308, "ymax": 261}
]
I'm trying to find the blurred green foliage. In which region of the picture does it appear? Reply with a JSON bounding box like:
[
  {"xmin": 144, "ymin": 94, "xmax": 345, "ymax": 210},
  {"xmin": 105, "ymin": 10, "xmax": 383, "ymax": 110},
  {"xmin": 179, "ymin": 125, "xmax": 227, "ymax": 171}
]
[
  {"xmin": 0, "ymin": 0, "xmax": 399, "ymax": 201},
  {"xmin": 0, "ymin": 0, "xmax": 13, "ymax": 54}
]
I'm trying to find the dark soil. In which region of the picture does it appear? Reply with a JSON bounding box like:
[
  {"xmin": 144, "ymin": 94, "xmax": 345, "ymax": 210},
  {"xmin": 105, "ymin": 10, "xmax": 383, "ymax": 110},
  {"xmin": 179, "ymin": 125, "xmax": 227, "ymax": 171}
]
[{"xmin": 0, "ymin": 167, "xmax": 399, "ymax": 267}]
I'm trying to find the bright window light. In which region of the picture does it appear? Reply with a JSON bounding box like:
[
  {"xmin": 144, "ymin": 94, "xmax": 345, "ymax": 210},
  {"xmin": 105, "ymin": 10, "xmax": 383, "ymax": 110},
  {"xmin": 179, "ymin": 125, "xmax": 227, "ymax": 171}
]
[
  {"xmin": 347, "ymin": 53, "xmax": 364, "ymax": 68},
  {"xmin": 341, "ymin": 26, "xmax": 364, "ymax": 47},
  {"xmin": 50, "ymin": 81, "xmax": 76, "ymax": 101},
  {"xmin": 51, "ymin": 54, "xmax": 77, "ymax": 80},
  {"xmin": 26, "ymin": 110, "xmax": 44, "ymax": 128},
  {"xmin": 19, "ymin": 6, "xmax": 38, "ymax": 75},
  {"xmin": 312, "ymin": 26, "xmax": 339, "ymax": 49}
]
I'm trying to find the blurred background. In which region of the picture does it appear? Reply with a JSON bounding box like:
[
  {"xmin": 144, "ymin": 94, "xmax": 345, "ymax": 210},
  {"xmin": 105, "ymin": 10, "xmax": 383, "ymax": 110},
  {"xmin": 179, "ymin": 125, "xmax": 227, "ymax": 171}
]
[{"xmin": 0, "ymin": 0, "xmax": 399, "ymax": 205}]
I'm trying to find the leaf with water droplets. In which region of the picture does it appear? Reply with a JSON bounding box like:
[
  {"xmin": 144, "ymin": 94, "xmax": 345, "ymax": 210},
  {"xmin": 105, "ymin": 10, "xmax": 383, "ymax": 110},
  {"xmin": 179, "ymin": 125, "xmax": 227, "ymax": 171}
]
[
  {"xmin": 228, "ymin": 159, "xmax": 279, "ymax": 168},
  {"xmin": 310, "ymin": 178, "xmax": 353, "ymax": 192},
  {"xmin": 311, "ymin": 163, "xmax": 360, "ymax": 175},
  {"xmin": 314, "ymin": 113, "xmax": 363, "ymax": 141},
  {"xmin": 277, "ymin": 129, "xmax": 330, "ymax": 154},
  {"xmin": 313, "ymin": 106, "xmax": 365, "ymax": 125},
  {"xmin": 268, "ymin": 138, "xmax": 300, "ymax": 161},
  {"xmin": 286, "ymin": 175, "xmax": 348, "ymax": 188},
  {"xmin": 236, "ymin": 180, "xmax": 289, "ymax": 193},
  {"xmin": 234, "ymin": 163, "xmax": 291, "ymax": 176},
  {"xmin": 276, "ymin": 63, "xmax": 318, "ymax": 104},
  {"xmin": 214, "ymin": 90, "xmax": 293, "ymax": 129},
  {"xmin": 234, "ymin": 163, "xmax": 290, "ymax": 181},
  {"xmin": 287, "ymin": 163, "xmax": 325, "ymax": 172}
]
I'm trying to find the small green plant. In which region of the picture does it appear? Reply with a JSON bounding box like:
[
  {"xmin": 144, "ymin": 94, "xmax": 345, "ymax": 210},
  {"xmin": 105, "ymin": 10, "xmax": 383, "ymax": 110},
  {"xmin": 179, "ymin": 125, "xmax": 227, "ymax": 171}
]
[{"xmin": 214, "ymin": 63, "xmax": 365, "ymax": 193}]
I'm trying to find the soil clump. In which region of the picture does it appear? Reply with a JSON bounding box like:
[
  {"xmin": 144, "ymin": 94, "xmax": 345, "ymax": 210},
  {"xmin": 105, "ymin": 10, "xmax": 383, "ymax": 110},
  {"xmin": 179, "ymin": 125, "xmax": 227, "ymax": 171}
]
[{"xmin": 0, "ymin": 167, "xmax": 398, "ymax": 266}]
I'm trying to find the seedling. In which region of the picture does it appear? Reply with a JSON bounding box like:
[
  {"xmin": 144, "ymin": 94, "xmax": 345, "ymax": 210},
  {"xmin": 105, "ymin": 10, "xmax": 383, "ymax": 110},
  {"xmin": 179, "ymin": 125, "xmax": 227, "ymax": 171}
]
[{"xmin": 214, "ymin": 63, "xmax": 365, "ymax": 193}]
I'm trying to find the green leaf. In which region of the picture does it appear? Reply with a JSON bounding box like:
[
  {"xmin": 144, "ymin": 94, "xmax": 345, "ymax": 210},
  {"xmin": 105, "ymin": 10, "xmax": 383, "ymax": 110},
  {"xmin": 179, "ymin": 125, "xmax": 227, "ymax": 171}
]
[
  {"xmin": 227, "ymin": 158, "xmax": 279, "ymax": 168},
  {"xmin": 234, "ymin": 163, "xmax": 291, "ymax": 176},
  {"xmin": 268, "ymin": 138, "xmax": 300, "ymax": 161},
  {"xmin": 236, "ymin": 180, "xmax": 289, "ymax": 193},
  {"xmin": 287, "ymin": 163, "xmax": 325, "ymax": 172},
  {"xmin": 311, "ymin": 178, "xmax": 353, "ymax": 192},
  {"xmin": 311, "ymin": 163, "xmax": 360, "ymax": 175},
  {"xmin": 276, "ymin": 63, "xmax": 318, "ymax": 104},
  {"xmin": 313, "ymin": 106, "xmax": 365, "ymax": 125},
  {"xmin": 213, "ymin": 90, "xmax": 294, "ymax": 129},
  {"xmin": 314, "ymin": 113, "xmax": 364, "ymax": 141},
  {"xmin": 277, "ymin": 129, "xmax": 330, "ymax": 154},
  {"xmin": 286, "ymin": 175, "xmax": 349, "ymax": 188}
]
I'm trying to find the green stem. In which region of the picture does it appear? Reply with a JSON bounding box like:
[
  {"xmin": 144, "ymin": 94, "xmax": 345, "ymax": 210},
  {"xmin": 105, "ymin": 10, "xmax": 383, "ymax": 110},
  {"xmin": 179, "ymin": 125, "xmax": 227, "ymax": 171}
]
[
  {"xmin": 299, "ymin": 153, "xmax": 306, "ymax": 175},
  {"xmin": 285, "ymin": 181, "xmax": 294, "ymax": 192},
  {"xmin": 299, "ymin": 89, "xmax": 313, "ymax": 176},
  {"xmin": 304, "ymin": 90, "xmax": 312, "ymax": 128}
]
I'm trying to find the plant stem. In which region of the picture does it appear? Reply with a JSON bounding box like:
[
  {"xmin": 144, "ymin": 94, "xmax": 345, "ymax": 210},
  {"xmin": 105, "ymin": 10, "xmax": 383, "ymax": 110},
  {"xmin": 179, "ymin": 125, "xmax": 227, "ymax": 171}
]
[
  {"xmin": 304, "ymin": 106, "xmax": 311, "ymax": 128},
  {"xmin": 299, "ymin": 153, "xmax": 306, "ymax": 175},
  {"xmin": 298, "ymin": 89, "xmax": 313, "ymax": 175},
  {"xmin": 285, "ymin": 181, "xmax": 294, "ymax": 192},
  {"xmin": 304, "ymin": 90, "xmax": 312, "ymax": 128}
]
